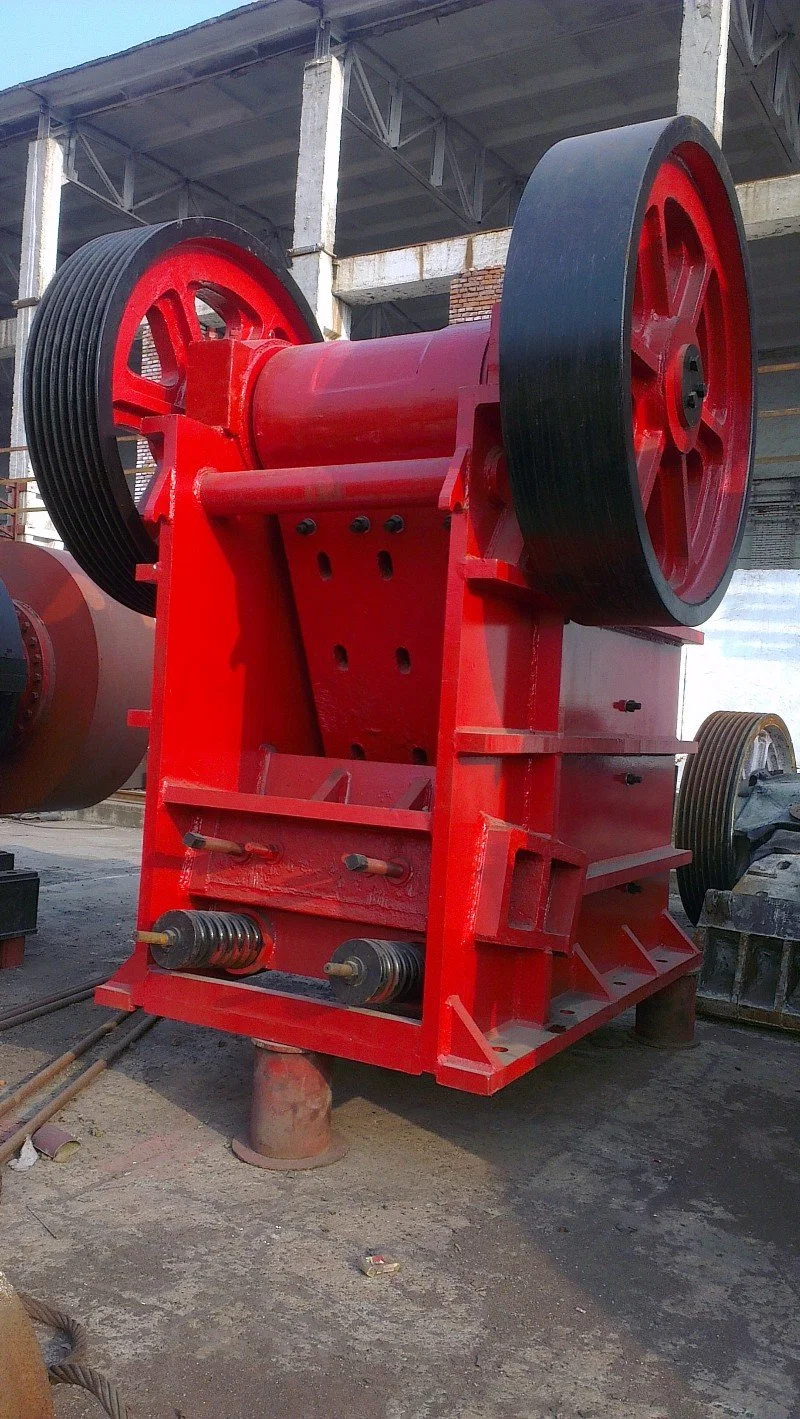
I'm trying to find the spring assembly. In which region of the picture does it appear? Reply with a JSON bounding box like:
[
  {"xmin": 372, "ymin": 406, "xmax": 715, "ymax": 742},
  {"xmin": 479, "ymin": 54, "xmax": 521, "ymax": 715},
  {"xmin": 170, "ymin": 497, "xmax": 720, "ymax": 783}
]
[
  {"xmin": 147, "ymin": 910, "xmax": 263, "ymax": 972},
  {"xmin": 324, "ymin": 938, "xmax": 424, "ymax": 1007}
]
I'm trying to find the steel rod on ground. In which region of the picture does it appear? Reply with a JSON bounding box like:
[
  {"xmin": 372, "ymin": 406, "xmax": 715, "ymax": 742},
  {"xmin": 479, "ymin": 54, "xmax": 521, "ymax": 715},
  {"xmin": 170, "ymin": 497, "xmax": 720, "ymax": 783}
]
[
  {"xmin": 0, "ymin": 1014, "xmax": 159, "ymax": 1169},
  {"xmin": 0, "ymin": 1010, "xmax": 129, "ymax": 1122},
  {"xmin": 0, "ymin": 978, "xmax": 110, "ymax": 1032}
]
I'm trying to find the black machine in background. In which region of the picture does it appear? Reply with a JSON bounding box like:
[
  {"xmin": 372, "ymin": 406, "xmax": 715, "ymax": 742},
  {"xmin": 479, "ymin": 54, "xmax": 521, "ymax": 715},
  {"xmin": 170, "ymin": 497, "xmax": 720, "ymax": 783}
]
[{"xmin": 675, "ymin": 710, "xmax": 800, "ymax": 1031}]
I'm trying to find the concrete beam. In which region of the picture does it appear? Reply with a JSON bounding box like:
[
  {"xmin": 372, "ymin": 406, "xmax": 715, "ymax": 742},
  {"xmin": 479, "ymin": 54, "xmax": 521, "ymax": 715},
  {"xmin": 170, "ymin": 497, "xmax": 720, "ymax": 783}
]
[
  {"xmin": 9, "ymin": 135, "xmax": 63, "ymax": 542},
  {"xmin": 736, "ymin": 173, "xmax": 800, "ymax": 240},
  {"xmin": 677, "ymin": 0, "xmax": 731, "ymax": 143},
  {"xmin": 333, "ymin": 172, "xmax": 796, "ymax": 307},
  {"xmin": 334, "ymin": 228, "xmax": 511, "ymax": 304},
  {"xmin": 290, "ymin": 53, "xmax": 350, "ymax": 339}
]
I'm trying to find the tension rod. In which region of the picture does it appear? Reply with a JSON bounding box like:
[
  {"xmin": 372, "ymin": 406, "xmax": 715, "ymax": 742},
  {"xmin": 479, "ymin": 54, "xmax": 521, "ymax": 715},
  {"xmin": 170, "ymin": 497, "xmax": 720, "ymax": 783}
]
[
  {"xmin": 183, "ymin": 832, "xmax": 279, "ymax": 860},
  {"xmin": 342, "ymin": 853, "xmax": 406, "ymax": 880}
]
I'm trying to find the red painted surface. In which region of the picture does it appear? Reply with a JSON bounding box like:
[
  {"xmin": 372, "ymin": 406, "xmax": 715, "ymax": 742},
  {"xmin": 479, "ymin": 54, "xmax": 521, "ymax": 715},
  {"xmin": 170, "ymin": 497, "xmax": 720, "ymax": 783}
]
[
  {"xmin": 630, "ymin": 150, "xmax": 752, "ymax": 602},
  {"xmin": 97, "ymin": 258, "xmax": 703, "ymax": 1096},
  {"xmin": 0, "ymin": 542, "xmax": 153, "ymax": 814}
]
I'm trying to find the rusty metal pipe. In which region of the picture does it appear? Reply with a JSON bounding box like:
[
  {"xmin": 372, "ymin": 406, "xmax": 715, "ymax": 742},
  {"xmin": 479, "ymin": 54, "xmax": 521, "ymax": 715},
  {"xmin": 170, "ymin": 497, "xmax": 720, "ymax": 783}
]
[
  {"xmin": 0, "ymin": 1011, "xmax": 128, "ymax": 1123},
  {"xmin": 0, "ymin": 978, "xmax": 109, "ymax": 1032},
  {"xmin": 0, "ymin": 1013, "xmax": 158, "ymax": 1169}
]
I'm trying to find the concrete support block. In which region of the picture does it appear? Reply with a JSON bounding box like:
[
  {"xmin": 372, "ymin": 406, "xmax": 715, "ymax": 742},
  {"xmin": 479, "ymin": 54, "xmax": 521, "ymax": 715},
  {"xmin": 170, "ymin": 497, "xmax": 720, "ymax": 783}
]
[{"xmin": 736, "ymin": 173, "xmax": 800, "ymax": 239}]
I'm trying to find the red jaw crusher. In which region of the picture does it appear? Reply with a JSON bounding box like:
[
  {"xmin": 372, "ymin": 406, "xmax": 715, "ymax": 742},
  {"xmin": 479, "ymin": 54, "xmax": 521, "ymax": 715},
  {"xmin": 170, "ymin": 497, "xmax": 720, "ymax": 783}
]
[{"xmin": 25, "ymin": 114, "xmax": 754, "ymax": 1164}]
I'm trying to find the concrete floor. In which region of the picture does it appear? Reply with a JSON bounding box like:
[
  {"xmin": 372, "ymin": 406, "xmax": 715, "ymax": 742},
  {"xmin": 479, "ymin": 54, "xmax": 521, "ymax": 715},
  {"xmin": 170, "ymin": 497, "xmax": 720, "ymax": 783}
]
[{"xmin": 0, "ymin": 818, "xmax": 798, "ymax": 1419}]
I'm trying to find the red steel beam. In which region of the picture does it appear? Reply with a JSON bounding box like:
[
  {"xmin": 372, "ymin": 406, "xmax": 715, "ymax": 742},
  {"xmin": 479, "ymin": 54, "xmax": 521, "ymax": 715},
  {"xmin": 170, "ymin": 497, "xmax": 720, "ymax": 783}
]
[{"xmin": 197, "ymin": 458, "xmax": 451, "ymax": 518}]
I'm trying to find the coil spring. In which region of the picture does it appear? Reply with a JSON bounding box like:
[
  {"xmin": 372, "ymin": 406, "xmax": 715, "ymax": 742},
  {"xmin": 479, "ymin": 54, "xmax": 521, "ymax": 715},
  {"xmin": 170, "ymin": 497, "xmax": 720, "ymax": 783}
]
[
  {"xmin": 368, "ymin": 939, "xmax": 422, "ymax": 1005},
  {"xmin": 153, "ymin": 909, "xmax": 262, "ymax": 971},
  {"xmin": 328, "ymin": 938, "xmax": 424, "ymax": 1007}
]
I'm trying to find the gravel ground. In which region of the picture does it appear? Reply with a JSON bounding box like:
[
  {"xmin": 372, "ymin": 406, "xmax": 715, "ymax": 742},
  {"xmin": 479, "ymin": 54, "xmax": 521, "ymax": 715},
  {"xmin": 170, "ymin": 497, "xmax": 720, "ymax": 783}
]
[{"xmin": 0, "ymin": 818, "xmax": 798, "ymax": 1419}]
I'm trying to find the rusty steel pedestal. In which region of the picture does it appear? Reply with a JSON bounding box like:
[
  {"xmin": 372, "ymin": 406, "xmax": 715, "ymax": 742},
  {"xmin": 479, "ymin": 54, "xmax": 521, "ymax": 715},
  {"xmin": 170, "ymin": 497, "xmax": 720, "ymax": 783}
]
[
  {"xmin": 232, "ymin": 1040, "xmax": 347, "ymax": 1170},
  {"xmin": 0, "ymin": 937, "xmax": 25, "ymax": 971},
  {"xmin": 634, "ymin": 972, "xmax": 698, "ymax": 1049},
  {"xmin": 0, "ymin": 1272, "xmax": 55, "ymax": 1419}
]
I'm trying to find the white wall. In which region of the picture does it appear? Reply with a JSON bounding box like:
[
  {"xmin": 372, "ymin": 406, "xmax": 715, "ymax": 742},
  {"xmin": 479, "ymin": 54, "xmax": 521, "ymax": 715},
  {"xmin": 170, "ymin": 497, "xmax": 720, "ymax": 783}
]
[{"xmin": 679, "ymin": 569, "xmax": 800, "ymax": 747}]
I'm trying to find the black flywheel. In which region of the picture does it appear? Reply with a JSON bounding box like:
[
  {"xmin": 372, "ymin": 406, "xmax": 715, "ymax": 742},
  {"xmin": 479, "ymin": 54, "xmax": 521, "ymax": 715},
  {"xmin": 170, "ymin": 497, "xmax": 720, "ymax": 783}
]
[
  {"xmin": 500, "ymin": 115, "xmax": 755, "ymax": 628},
  {"xmin": 675, "ymin": 710, "xmax": 796, "ymax": 924}
]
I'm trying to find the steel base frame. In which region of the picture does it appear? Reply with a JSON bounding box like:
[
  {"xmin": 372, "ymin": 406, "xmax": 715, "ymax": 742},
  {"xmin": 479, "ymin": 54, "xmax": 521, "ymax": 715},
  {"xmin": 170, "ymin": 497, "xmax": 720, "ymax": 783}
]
[{"xmin": 98, "ymin": 309, "xmax": 701, "ymax": 1095}]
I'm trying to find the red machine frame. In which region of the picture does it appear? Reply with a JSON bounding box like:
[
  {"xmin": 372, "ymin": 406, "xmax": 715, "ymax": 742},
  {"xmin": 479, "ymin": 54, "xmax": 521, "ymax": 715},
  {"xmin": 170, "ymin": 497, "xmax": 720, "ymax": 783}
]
[{"xmin": 99, "ymin": 306, "xmax": 701, "ymax": 1094}]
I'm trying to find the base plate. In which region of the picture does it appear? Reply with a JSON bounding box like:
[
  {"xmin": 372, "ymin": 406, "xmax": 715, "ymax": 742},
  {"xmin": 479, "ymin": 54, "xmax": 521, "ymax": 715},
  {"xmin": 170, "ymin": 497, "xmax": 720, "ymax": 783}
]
[{"xmin": 231, "ymin": 1130, "xmax": 348, "ymax": 1171}]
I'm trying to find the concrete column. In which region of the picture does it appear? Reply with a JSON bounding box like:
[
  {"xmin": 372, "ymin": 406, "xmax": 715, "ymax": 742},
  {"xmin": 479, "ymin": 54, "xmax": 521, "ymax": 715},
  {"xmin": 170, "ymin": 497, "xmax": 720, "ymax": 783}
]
[
  {"xmin": 677, "ymin": 0, "xmax": 731, "ymax": 143},
  {"xmin": 290, "ymin": 52, "xmax": 351, "ymax": 340},
  {"xmin": 9, "ymin": 132, "xmax": 63, "ymax": 542}
]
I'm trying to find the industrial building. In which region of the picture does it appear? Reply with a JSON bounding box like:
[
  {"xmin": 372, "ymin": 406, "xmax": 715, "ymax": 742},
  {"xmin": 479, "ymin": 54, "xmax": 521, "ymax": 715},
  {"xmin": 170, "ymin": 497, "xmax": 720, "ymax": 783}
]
[{"xmin": 0, "ymin": 3, "xmax": 798, "ymax": 1417}]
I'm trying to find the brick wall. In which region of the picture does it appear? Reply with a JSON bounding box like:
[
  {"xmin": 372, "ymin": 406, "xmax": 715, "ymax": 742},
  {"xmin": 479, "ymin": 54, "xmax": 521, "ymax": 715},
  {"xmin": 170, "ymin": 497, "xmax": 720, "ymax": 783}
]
[
  {"xmin": 449, "ymin": 265, "xmax": 504, "ymax": 324},
  {"xmin": 135, "ymin": 325, "xmax": 160, "ymax": 500}
]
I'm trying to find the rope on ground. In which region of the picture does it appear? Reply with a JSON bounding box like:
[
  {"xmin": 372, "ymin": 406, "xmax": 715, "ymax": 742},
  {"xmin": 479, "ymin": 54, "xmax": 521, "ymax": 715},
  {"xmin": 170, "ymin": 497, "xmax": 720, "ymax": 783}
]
[
  {"xmin": 47, "ymin": 1361, "xmax": 130, "ymax": 1419},
  {"xmin": 19, "ymin": 1291, "xmax": 131, "ymax": 1419}
]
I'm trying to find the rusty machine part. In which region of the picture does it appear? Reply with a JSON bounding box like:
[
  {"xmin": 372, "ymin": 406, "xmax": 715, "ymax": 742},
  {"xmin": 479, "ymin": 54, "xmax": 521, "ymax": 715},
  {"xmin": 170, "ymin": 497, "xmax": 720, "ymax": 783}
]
[
  {"xmin": 232, "ymin": 1040, "xmax": 348, "ymax": 1171},
  {"xmin": 0, "ymin": 541, "xmax": 154, "ymax": 970},
  {"xmin": 0, "ymin": 1271, "xmax": 55, "ymax": 1419},
  {"xmin": 675, "ymin": 709, "xmax": 800, "ymax": 1031},
  {"xmin": 23, "ymin": 116, "xmax": 754, "ymax": 1160},
  {"xmin": 1, "ymin": 1285, "xmax": 131, "ymax": 1419},
  {"xmin": 0, "ymin": 540, "xmax": 154, "ymax": 815}
]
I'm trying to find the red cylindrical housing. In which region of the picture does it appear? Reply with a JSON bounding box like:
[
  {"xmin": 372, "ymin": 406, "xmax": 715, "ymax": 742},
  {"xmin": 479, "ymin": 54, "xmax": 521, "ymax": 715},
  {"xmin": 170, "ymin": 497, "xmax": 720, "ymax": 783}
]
[
  {"xmin": 0, "ymin": 542, "xmax": 154, "ymax": 813},
  {"xmin": 250, "ymin": 321, "xmax": 489, "ymax": 471}
]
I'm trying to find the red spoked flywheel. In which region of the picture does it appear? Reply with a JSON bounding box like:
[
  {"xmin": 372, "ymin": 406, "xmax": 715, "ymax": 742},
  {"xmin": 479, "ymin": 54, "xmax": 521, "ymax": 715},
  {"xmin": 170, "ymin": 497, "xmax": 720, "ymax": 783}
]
[
  {"xmin": 500, "ymin": 115, "xmax": 755, "ymax": 627},
  {"xmin": 24, "ymin": 221, "xmax": 320, "ymax": 614},
  {"xmin": 631, "ymin": 146, "xmax": 752, "ymax": 605}
]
